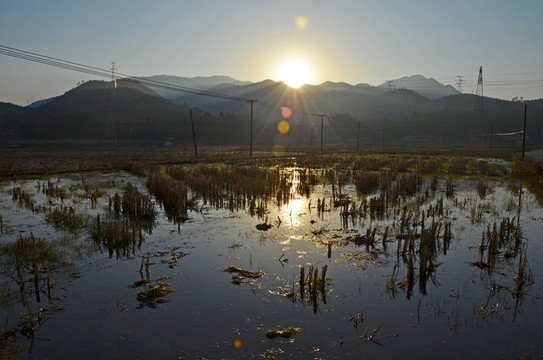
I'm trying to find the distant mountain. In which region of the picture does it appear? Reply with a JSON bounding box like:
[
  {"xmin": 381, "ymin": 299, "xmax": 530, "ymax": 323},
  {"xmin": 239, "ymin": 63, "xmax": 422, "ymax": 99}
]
[
  {"xmin": 0, "ymin": 101, "xmax": 28, "ymax": 117},
  {"xmin": 298, "ymin": 75, "xmax": 458, "ymax": 99},
  {"xmin": 2, "ymin": 74, "xmax": 542, "ymax": 147},
  {"xmin": 300, "ymin": 81, "xmax": 382, "ymax": 97},
  {"xmin": 26, "ymin": 97, "xmax": 56, "ymax": 109},
  {"xmin": 134, "ymin": 75, "xmax": 252, "ymax": 101},
  {"xmin": 146, "ymin": 74, "xmax": 459, "ymax": 115},
  {"xmin": 377, "ymin": 74, "xmax": 459, "ymax": 99},
  {"xmin": 1, "ymin": 79, "xmax": 188, "ymax": 139},
  {"xmin": 165, "ymin": 78, "xmax": 444, "ymax": 119}
]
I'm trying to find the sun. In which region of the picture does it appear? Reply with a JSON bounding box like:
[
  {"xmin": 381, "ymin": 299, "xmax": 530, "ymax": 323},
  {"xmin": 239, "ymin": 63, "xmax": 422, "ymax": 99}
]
[{"xmin": 275, "ymin": 57, "xmax": 314, "ymax": 88}]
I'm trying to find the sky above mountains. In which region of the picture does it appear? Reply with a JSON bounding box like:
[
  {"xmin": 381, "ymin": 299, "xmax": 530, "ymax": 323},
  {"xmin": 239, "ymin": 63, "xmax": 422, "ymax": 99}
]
[{"xmin": 1, "ymin": 0, "xmax": 542, "ymax": 106}]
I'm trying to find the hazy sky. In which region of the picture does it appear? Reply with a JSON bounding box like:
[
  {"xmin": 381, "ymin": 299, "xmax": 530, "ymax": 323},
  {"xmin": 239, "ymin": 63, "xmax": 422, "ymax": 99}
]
[{"xmin": 1, "ymin": 0, "xmax": 542, "ymax": 105}]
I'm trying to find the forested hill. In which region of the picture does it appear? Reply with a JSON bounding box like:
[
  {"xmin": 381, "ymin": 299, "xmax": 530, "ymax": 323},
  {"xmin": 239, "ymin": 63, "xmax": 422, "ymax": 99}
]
[
  {"xmin": 0, "ymin": 78, "xmax": 541, "ymax": 147},
  {"xmin": 2, "ymin": 79, "xmax": 190, "ymax": 139}
]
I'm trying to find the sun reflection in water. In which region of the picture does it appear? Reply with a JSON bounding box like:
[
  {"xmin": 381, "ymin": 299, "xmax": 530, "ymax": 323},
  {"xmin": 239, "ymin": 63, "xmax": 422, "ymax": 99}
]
[{"xmin": 279, "ymin": 168, "xmax": 309, "ymax": 228}]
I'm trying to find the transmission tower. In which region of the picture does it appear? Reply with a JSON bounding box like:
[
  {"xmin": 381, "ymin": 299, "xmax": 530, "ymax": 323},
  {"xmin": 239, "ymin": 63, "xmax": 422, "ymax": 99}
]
[
  {"xmin": 386, "ymin": 80, "xmax": 394, "ymax": 91},
  {"xmin": 456, "ymin": 75, "xmax": 465, "ymax": 93},
  {"xmin": 474, "ymin": 66, "xmax": 483, "ymax": 113},
  {"xmin": 111, "ymin": 61, "xmax": 117, "ymax": 88},
  {"xmin": 105, "ymin": 61, "xmax": 117, "ymax": 141}
]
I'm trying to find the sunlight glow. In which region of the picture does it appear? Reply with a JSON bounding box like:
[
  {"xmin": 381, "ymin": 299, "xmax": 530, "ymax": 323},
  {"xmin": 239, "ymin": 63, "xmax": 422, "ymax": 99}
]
[{"xmin": 275, "ymin": 57, "xmax": 314, "ymax": 88}]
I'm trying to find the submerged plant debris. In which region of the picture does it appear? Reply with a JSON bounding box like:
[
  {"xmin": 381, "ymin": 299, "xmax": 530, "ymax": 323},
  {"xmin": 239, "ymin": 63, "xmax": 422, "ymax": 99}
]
[
  {"xmin": 223, "ymin": 265, "xmax": 265, "ymax": 284},
  {"xmin": 265, "ymin": 327, "xmax": 301, "ymax": 339},
  {"xmin": 136, "ymin": 282, "xmax": 172, "ymax": 308},
  {"xmin": 0, "ymin": 151, "xmax": 542, "ymax": 359}
]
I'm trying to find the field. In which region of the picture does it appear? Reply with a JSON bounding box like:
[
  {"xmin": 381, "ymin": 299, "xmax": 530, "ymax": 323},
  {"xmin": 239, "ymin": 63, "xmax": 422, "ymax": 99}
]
[{"xmin": 1, "ymin": 145, "xmax": 542, "ymax": 359}]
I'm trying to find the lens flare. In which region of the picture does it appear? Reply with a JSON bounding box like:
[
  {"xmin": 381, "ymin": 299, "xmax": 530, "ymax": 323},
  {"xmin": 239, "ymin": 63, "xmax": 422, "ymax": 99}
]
[
  {"xmin": 281, "ymin": 106, "xmax": 292, "ymax": 119},
  {"xmin": 296, "ymin": 16, "xmax": 308, "ymax": 30},
  {"xmin": 278, "ymin": 120, "xmax": 290, "ymax": 134},
  {"xmin": 234, "ymin": 339, "xmax": 242, "ymax": 348}
]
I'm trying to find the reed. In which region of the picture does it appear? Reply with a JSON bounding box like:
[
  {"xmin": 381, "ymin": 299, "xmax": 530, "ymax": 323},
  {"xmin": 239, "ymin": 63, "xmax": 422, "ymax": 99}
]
[
  {"xmin": 476, "ymin": 180, "xmax": 489, "ymax": 199},
  {"xmin": 354, "ymin": 172, "xmax": 381, "ymax": 195},
  {"xmin": 146, "ymin": 172, "xmax": 188, "ymax": 223},
  {"xmin": 90, "ymin": 216, "xmax": 144, "ymax": 260},
  {"xmin": 112, "ymin": 183, "xmax": 156, "ymax": 221},
  {"xmin": 0, "ymin": 233, "xmax": 73, "ymax": 305},
  {"xmin": 11, "ymin": 187, "xmax": 36, "ymax": 212},
  {"xmin": 445, "ymin": 178, "xmax": 455, "ymax": 198},
  {"xmin": 474, "ymin": 217, "xmax": 523, "ymax": 269},
  {"xmin": 513, "ymin": 244, "xmax": 533, "ymax": 298},
  {"xmin": 430, "ymin": 175, "xmax": 438, "ymax": 193},
  {"xmin": 44, "ymin": 205, "xmax": 88, "ymax": 233},
  {"xmin": 293, "ymin": 264, "xmax": 329, "ymax": 313},
  {"xmin": 43, "ymin": 180, "xmax": 69, "ymax": 202}
]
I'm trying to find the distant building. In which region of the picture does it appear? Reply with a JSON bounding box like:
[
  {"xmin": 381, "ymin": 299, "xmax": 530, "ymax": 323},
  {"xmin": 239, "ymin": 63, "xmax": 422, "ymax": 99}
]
[
  {"xmin": 163, "ymin": 138, "xmax": 174, "ymax": 147},
  {"xmin": 400, "ymin": 135, "xmax": 416, "ymax": 142}
]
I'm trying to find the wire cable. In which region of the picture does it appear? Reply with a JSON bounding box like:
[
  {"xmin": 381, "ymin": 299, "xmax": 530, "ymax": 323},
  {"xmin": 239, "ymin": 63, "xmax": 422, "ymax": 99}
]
[{"xmin": 0, "ymin": 44, "xmax": 253, "ymax": 102}]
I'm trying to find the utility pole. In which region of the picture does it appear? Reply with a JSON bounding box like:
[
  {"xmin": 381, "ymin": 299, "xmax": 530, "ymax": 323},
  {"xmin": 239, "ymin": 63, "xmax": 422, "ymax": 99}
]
[
  {"xmin": 147, "ymin": 116, "xmax": 150, "ymax": 147},
  {"xmin": 310, "ymin": 123, "xmax": 314, "ymax": 147},
  {"xmin": 111, "ymin": 62, "xmax": 117, "ymax": 88},
  {"xmin": 300, "ymin": 116, "xmax": 305, "ymax": 145},
  {"xmin": 183, "ymin": 115, "xmax": 187, "ymax": 152},
  {"xmin": 356, "ymin": 121, "xmax": 360, "ymax": 152},
  {"xmin": 320, "ymin": 114, "xmax": 324, "ymax": 152},
  {"xmin": 522, "ymin": 104, "xmax": 527, "ymax": 157},
  {"xmin": 190, "ymin": 108, "xmax": 198, "ymax": 159},
  {"xmin": 247, "ymin": 100, "xmax": 257, "ymax": 157},
  {"xmin": 490, "ymin": 124, "xmax": 493, "ymax": 150}
]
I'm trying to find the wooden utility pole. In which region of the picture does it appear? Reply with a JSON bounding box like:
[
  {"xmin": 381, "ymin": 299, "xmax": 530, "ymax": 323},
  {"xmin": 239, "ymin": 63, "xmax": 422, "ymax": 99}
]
[
  {"xmin": 190, "ymin": 108, "xmax": 198, "ymax": 159},
  {"xmin": 357, "ymin": 122, "xmax": 360, "ymax": 152},
  {"xmin": 183, "ymin": 115, "xmax": 187, "ymax": 152},
  {"xmin": 147, "ymin": 116, "xmax": 150, "ymax": 147},
  {"xmin": 522, "ymin": 104, "xmax": 527, "ymax": 157},
  {"xmin": 320, "ymin": 114, "xmax": 324, "ymax": 152},
  {"xmin": 247, "ymin": 100, "xmax": 257, "ymax": 157},
  {"xmin": 490, "ymin": 124, "xmax": 493, "ymax": 150}
]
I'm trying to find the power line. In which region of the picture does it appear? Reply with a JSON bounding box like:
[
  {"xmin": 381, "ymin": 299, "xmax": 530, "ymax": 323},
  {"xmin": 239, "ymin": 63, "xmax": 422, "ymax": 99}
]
[
  {"xmin": 0, "ymin": 44, "xmax": 252, "ymax": 102},
  {"xmin": 2, "ymin": 44, "xmax": 540, "ymax": 106}
]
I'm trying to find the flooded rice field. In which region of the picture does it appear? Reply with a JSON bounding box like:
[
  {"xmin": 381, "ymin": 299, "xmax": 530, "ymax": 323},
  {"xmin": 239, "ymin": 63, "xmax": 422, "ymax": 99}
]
[{"xmin": 1, "ymin": 156, "xmax": 542, "ymax": 359}]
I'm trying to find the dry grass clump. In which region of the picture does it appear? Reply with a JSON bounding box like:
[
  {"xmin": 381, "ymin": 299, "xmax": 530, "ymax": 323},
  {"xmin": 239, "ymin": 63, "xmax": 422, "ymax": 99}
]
[
  {"xmin": 90, "ymin": 215, "xmax": 144, "ymax": 259},
  {"xmin": 44, "ymin": 206, "xmax": 88, "ymax": 233},
  {"xmin": 512, "ymin": 153, "xmax": 543, "ymax": 205},
  {"xmin": 475, "ymin": 217, "xmax": 522, "ymax": 269},
  {"xmin": 146, "ymin": 172, "xmax": 188, "ymax": 223},
  {"xmin": 110, "ymin": 183, "xmax": 155, "ymax": 221},
  {"xmin": 0, "ymin": 233, "xmax": 74, "ymax": 305},
  {"xmin": 353, "ymin": 172, "xmax": 381, "ymax": 195},
  {"xmin": 11, "ymin": 187, "xmax": 36, "ymax": 212}
]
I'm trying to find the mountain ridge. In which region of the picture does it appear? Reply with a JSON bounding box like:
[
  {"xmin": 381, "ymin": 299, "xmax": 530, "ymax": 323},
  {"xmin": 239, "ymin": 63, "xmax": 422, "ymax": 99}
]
[
  {"xmin": 139, "ymin": 74, "xmax": 460, "ymax": 104},
  {"xmin": 1, "ymin": 75, "xmax": 542, "ymax": 146}
]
